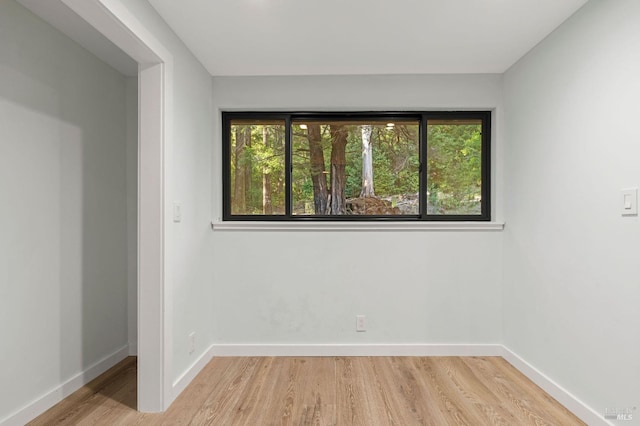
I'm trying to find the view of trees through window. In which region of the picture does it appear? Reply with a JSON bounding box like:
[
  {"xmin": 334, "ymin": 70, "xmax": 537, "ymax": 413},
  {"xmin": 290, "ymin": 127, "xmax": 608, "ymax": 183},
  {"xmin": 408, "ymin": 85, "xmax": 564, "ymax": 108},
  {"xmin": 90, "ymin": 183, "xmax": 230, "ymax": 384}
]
[
  {"xmin": 229, "ymin": 120, "xmax": 285, "ymax": 215},
  {"xmin": 427, "ymin": 120, "xmax": 483, "ymax": 215},
  {"xmin": 225, "ymin": 112, "xmax": 489, "ymax": 220},
  {"xmin": 292, "ymin": 120, "xmax": 419, "ymax": 215}
]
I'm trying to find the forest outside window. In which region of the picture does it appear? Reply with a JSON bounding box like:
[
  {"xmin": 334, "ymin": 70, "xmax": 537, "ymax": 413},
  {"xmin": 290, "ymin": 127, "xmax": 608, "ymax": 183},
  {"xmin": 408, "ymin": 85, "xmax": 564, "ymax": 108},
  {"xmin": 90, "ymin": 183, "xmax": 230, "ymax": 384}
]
[{"xmin": 222, "ymin": 112, "xmax": 491, "ymax": 221}]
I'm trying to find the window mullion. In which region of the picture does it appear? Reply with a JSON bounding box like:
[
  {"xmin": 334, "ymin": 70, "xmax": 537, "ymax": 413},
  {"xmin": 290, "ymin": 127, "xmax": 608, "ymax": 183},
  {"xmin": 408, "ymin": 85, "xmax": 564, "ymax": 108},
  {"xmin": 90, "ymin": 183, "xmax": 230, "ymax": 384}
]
[
  {"xmin": 420, "ymin": 114, "xmax": 428, "ymax": 219},
  {"xmin": 481, "ymin": 113, "xmax": 491, "ymax": 220}
]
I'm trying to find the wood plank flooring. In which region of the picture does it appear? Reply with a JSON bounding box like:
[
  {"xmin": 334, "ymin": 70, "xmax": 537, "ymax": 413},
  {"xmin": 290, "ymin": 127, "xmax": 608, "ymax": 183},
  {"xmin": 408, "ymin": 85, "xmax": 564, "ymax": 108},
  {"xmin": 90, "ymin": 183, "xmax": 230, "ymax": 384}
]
[{"xmin": 29, "ymin": 356, "xmax": 585, "ymax": 425}]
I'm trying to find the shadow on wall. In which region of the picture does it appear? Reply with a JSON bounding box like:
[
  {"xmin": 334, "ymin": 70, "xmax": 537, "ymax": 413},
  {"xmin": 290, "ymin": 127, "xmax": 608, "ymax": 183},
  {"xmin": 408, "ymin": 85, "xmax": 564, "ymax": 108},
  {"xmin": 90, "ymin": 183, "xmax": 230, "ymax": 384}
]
[{"xmin": 0, "ymin": 0, "xmax": 130, "ymax": 419}]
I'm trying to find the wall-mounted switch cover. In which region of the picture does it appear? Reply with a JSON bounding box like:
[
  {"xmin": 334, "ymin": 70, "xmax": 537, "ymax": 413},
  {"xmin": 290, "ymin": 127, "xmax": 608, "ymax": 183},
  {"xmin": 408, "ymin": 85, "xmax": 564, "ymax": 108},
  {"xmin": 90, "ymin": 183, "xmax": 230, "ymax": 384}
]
[
  {"xmin": 621, "ymin": 188, "xmax": 638, "ymax": 216},
  {"xmin": 173, "ymin": 202, "xmax": 182, "ymax": 222}
]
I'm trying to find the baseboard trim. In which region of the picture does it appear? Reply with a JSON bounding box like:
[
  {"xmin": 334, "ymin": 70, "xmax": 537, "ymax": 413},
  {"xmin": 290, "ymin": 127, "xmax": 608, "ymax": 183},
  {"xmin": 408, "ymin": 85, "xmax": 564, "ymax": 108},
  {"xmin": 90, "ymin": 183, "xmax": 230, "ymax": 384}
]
[
  {"xmin": 0, "ymin": 344, "xmax": 130, "ymax": 426},
  {"xmin": 172, "ymin": 345, "xmax": 216, "ymax": 398},
  {"xmin": 210, "ymin": 343, "xmax": 504, "ymax": 357},
  {"xmin": 128, "ymin": 342, "xmax": 138, "ymax": 356},
  {"xmin": 501, "ymin": 346, "xmax": 608, "ymax": 426}
]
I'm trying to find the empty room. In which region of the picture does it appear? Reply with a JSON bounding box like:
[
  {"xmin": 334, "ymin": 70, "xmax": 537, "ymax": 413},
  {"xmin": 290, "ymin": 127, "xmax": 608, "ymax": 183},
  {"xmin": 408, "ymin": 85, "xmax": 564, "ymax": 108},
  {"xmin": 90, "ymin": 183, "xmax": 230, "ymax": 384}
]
[{"xmin": 1, "ymin": 0, "xmax": 638, "ymax": 425}]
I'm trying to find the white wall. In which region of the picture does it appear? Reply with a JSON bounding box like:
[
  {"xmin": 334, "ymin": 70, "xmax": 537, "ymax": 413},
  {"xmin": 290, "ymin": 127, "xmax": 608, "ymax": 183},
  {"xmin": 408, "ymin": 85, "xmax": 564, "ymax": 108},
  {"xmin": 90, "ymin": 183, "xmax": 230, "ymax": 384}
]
[
  {"xmin": 112, "ymin": 0, "xmax": 215, "ymax": 385},
  {"xmin": 125, "ymin": 77, "xmax": 138, "ymax": 355},
  {"xmin": 0, "ymin": 0, "xmax": 128, "ymax": 420},
  {"xmin": 211, "ymin": 75, "xmax": 504, "ymax": 346},
  {"xmin": 503, "ymin": 0, "xmax": 640, "ymax": 421}
]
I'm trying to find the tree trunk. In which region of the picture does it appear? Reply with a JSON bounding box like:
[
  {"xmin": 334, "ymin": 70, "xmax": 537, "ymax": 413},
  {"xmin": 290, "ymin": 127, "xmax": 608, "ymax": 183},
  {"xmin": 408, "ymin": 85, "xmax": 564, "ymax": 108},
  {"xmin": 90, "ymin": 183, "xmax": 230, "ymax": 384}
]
[
  {"xmin": 262, "ymin": 174, "xmax": 272, "ymax": 214},
  {"xmin": 262, "ymin": 127, "xmax": 272, "ymax": 214},
  {"xmin": 360, "ymin": 125, "xmax": 375, "ymax": 197},
  {"xmin": 243, "ymin": 126, "xmax": 252, "ymax": 210},
  {"xmin": 330, "ymin": 125, "xmax": 348, "ymax": 215},
  {"xmin": 307, "ymin": 124, "xmax": 329, "ymax": 214},
  {"xmin": 233, "ymin": 126, "xmax": 246, "ymax": 213}
]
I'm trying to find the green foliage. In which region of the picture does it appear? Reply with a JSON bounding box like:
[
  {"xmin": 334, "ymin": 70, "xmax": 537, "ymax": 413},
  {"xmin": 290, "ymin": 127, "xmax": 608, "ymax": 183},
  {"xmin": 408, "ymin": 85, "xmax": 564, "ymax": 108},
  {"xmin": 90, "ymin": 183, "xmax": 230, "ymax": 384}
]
[
  {"xmin": 371, "ymin": 126, "xmax": 420, "ymax": 196},
  {"xmin": 427, "ymin": 123, "xmax": 482, "ymax": 214},
  {"xmin": 230, "ymin": 124, "xmax": 286, "ymax": 214}
]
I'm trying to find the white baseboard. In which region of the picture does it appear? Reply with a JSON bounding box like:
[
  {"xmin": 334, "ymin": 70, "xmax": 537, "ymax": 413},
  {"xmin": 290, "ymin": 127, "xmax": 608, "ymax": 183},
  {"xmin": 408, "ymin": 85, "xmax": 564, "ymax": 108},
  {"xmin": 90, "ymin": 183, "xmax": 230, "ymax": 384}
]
[
  {"xmin": 128, "ymin": 342, "xmax": 138, "ymax": 356},
  {"xmin": 210, "ymin": 343, "xmax": 504, "ymax": 357},
  {"xmin": 501, "ymin": 346, "xmax": 608, "ymax": 426},
  {"xmin": 172, "ymin": 344, "xmax": 216, "ymax": 398},
  {"xmin": 0, "ymin": 344, "xmax": 130, "ymax": 426}
]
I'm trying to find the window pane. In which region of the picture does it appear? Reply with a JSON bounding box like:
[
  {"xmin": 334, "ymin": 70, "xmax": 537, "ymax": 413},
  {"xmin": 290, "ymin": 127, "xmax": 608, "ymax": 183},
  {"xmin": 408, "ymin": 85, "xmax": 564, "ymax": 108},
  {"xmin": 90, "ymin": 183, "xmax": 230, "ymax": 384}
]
[
  {"xmin": 427, "ymin": 119, "xmax": 483, "ymax": 215},
  {"xmin": 229, "ymin": 120, "xmax": 285, "ymax": 215},
  {"xmin": 292, "ymin": 120, "xmax": 419, "ymax": 215}
]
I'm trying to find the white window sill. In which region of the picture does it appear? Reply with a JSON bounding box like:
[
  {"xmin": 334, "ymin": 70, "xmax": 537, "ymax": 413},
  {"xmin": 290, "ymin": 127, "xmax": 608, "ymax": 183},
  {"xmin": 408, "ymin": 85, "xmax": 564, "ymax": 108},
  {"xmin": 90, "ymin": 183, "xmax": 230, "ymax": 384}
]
[{"xmin": 211, "ymin": 221, "xmax": 504, "ymax": 232}]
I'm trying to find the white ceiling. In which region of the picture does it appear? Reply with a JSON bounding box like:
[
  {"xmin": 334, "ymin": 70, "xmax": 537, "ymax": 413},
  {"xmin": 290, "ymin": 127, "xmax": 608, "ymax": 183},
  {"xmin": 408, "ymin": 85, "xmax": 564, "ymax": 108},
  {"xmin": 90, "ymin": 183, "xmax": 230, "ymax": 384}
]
[
  {"xmin": 17, "ymin": 0, "xmax": 588, "ymax": 77},
  {"xmin": 148, "ymin": 0, "xmax": 588, "ymax": 76}
]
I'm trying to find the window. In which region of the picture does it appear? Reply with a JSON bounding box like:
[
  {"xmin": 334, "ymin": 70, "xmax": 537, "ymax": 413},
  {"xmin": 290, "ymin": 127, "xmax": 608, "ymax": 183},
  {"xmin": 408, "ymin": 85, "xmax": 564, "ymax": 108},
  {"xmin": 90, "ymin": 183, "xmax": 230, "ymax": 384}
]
[{"xmin": 223, "ymin": 112, "xmax": 490, "ymax": 221}]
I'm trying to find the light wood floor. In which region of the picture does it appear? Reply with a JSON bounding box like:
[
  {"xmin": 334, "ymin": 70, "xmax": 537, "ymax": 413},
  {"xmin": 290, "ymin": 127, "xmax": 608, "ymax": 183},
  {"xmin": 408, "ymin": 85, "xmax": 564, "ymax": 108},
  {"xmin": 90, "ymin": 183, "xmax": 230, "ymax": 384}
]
[{"xmin": 30, "ymin": 356, "xmax": 585, "ymax": 425}]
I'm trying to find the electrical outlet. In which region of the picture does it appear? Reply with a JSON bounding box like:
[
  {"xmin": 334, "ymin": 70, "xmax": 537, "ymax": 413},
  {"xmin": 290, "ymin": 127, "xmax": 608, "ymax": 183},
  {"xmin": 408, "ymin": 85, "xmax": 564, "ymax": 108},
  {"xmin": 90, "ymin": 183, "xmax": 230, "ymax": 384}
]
[
  {"xmin": 188, "ymin": 332, "xmax": 195, "ymax": 354},
  {"xmin": 356, "ymin": 315, "xmax": 366, "ymax": 332}
]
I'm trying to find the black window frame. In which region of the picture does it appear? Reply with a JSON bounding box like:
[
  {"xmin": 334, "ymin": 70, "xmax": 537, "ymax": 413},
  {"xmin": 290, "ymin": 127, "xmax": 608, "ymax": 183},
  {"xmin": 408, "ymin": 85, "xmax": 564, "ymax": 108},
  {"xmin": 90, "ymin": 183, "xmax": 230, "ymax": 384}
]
[{"xmin": 222, "ymin": 111, "xmax": 491, "ymax": 221}]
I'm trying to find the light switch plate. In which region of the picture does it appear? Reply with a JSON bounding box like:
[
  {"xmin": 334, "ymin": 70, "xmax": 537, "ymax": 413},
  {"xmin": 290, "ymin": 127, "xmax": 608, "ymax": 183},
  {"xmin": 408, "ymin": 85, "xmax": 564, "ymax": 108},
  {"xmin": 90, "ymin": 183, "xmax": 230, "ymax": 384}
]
[
  {"xmin": 173, "ymin": 202, "xmax": 182, "ymax": 222},
  {"xmin": 621, "ymin": 188, "xmax": 638, "ymax": 216}
]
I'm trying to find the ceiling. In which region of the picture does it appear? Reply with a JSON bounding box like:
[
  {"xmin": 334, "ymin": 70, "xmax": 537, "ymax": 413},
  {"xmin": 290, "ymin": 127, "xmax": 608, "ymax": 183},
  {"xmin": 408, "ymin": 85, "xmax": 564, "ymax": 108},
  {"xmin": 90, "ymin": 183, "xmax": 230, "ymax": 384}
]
[
  {"xmin": 148, "ymin": 0, "xmax": 588, "ymax": 76},
  {"xmin": 18, "ymin": 0, "xmax": 588, "ymax": 77}
]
